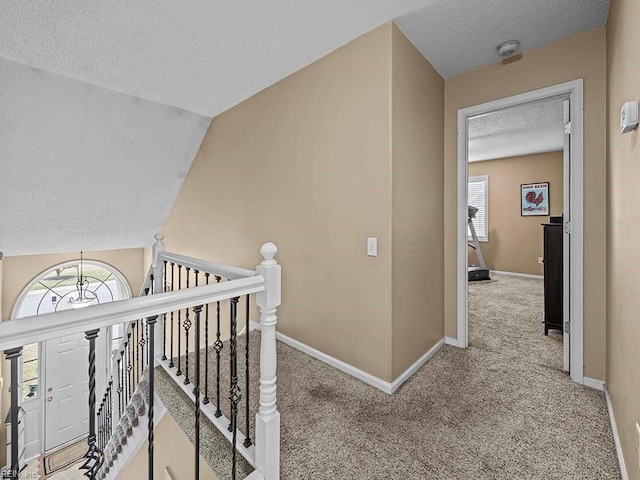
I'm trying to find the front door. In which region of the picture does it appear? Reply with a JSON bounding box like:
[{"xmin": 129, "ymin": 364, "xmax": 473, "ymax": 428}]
[{"xmin": 44, "ymin": 333, "xmax": 89, "ymax": 450}]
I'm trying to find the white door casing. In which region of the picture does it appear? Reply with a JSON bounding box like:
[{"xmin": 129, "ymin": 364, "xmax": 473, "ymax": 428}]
[
  {"xmin": 562, "ymin": 97, "xmax": 571, "ymax": 372},
  {"xmin": 456, "ymin": 79, "xmax": 584, "ymax": 384}
]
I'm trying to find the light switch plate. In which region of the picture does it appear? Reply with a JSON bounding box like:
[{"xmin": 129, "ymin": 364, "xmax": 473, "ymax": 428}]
[
  {"xmin": 367, "ymin": 237, "xmax": 377, "ymax": 257},
  {"xmin": 621, "ymin": 101, "xmax": 639, "ymax": 133}
]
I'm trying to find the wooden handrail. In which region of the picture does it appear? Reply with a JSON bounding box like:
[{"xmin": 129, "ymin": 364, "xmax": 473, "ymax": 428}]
[{"xmin": 0, "ymin": 275, "xmax": 265, "ymax": 351}]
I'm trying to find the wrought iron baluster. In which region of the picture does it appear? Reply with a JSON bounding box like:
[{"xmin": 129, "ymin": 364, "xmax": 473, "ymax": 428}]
[
  {"xmin": 135, "ymin": 320, "xmax": 140, "ymax": 386},
  {"xmin": 244, "ymin": 294, "xmax": 252, "ymax": 447},
  {"xmin": 169, "ymin": 263, "xmax": 175, "ymax": 368},
  {"xmin": 193, "ymin": 305, "xmax": 203, "ymax": 480},
  {"xmin": 203, "ymin": 273, "xmax": 210, "ymax": 404},
  {"xmin": 150, "ymin": 273, "xmax": 155, "ymax": 295},
  {"xmin": 82, "ymin": 329, "xmax": 101, "ymax": 478},
  {"xmin": 108, "ymin": 381, "xmax": 113, "ymax": 444},
  {"xmin": 229, "ymin": 297, "xmax": 241, "ymax": 478},
  {"xmin": 184, "ymin": 267, "xmax": 191, "ymax": 385},
  {"xmin": 176, "ymin": 265, "xmax": 183, "ymax": 376},
  {"xmin": 5, "ymin": 347, "xmax": 22, "ymax": 479},
  {"xmin": 162, "ymin": 260, "xmax": 168, "ymax": 361},
  {"xmin": 139, "ymin": 319, "xmax": 147, "ymax": 376},
  {"xmin": 117, "ymin": 358, "xmax": 123, "ymax": 418},
  {"xmin": 213, "ymin": 275, "xmax": 223, "ymax": 418},
  {"xmin": 126, "ymin": 333, "xmax": 132, "ymax": 401},
  {"xmin": 146, "ymin": 315, "xmax": 158, "ymax": 480}
]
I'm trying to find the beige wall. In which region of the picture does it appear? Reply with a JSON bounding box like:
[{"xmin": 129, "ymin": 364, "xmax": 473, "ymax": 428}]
[
  {"xmin": 606, "ymin": 0, "xmax": 640, "ymax": 478},
  {"xmin": 444, "ymin": 27, "xmax": 607, "ymax": 380},
  {"xmin": 165, "ymin": 23, "xmax": 396, "ymax": 381},
  {"xmin": 468, "ymin": 151, "xmax": 564, "ymax": 276},
  {"xmin": 120, "ymin": 413, "xmax": 218, "ymax": 480},
  {"xmin": 164, "ymin": 23, "xmax": 446, "ymax": 383},
  {"xmin": 390, "ymin": 24, "xmax": 444, "ymax": 378},
  {"xmin": 0, "ymin": 247, "xmax": 146, "ymax": 466}
]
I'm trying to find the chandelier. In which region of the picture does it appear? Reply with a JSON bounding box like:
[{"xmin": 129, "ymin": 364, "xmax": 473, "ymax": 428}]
[{"xmin": 68, "ymin": 252, "xmax": 96, "ymax": 309}]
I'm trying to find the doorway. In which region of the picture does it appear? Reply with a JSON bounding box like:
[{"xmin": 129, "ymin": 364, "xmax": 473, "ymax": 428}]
[
  {"xmin": 456, "ymin": 80, "xmax": 584, "ymax": 384},
  {"xmin": 12, "ymin": 259, "xmax": 131, "ymax": 459}
]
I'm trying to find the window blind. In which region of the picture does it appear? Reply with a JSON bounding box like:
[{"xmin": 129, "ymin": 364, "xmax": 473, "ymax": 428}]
[{"xmin": 468, "ymin": 176, "xmax": 488, "ymax": 242}]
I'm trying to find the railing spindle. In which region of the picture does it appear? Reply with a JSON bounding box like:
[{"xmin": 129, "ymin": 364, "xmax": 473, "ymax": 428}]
[
  {"xmin": 146, "ymin": 315, "xmax": 158, "ymax": 480},
  {"xmin": 6, "ymin": 347, "xmax": 22, "ymax": 478},
  {"xmin": 244, "ymin": 294, "xmax": 252, "ymax": 447},
  {"xmin": 229, "ymin": 297, "xmax": 241, "ymax": 479},
  {"xmin": 176, "ymin": 265, "xmax": 182, "ymax": 376},
  {"xmin": 213, "ymin": 275, "xmax": 223, "ymax": 418},
  {"xmin": 203, "ymin": 273, "xmax": 210, "ymax": 404},
  {"xmin": 128, "ymin": 331, "xmax": 133, "ymax": 399},
  {"xmin": 162, "ymin": 260, "xmax": 168, "ymax": 361},
  {"xmin": 193, "ymin": 305, "xmax": 203, "ymax": 480},
  {"xmin": 82, "ymin": 329, "xmax": 101, "ymax": 478},
  {"xmin": 169, "ymin": 263, "xmax": 175, "ymax": 368},
  {"xmin": 117, "ymin": 357, "xmax": 123, "ymax": 418},
  {"xmin": 184, "ymin": 267, "xmax": 191, "ymax": 385}
]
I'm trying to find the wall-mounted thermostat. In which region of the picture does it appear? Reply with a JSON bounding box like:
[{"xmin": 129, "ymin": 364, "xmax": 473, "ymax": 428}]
[{"xmin": 621, "ymin": 101, "xmax": 639, "ymax": 133}]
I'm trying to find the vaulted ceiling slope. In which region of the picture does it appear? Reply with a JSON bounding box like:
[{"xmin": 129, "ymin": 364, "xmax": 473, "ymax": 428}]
[
  {"xmin": 0, "ymin": 58, "xmax": 210, "ymax": 257},
  {"xmin": 396, "ymin": 0, "xmax": 609, "ymax": 78},
  {"xmin": 0, "ymin": 0, "xmax": 433, "ymax": 117}
]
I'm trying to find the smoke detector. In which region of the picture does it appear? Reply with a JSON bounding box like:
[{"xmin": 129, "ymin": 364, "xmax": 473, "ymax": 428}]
[{"xmin": 497, "ymin": 40, "xmax": 520, "ymax": 58}]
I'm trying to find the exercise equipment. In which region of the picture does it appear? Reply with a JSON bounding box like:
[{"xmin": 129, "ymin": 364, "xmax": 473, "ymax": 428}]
[{"xmin": 468, "ymin": 206, "xmax": 490, "ymax": 282}]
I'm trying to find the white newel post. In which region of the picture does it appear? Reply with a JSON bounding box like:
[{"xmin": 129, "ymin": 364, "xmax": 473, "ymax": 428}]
[
  {"xmin": 152, "ymin": 233, "xmax": 166, "ymax": 359},
  {"xmin": 255, "ymin": 243, "xmax": 281, "ymax": 480}
]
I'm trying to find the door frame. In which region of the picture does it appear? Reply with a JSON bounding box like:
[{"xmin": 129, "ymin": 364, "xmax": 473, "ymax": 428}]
[{"xmin": 455, "ymin": 79, "xmax": 584, "ymax": 384}]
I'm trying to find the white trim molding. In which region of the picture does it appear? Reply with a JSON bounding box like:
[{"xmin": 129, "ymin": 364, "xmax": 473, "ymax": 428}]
[
  {"xmin": 456, "ymin": 79, "xmax": 585, "ymax": 385},
  {"xmin": 583, "ymin": 376, "xmax": 605, "ymax": 391},
  {"xmin": 250, "ymin": 321, "xmax": 444, "ymax": 395},
  {"xmin": 605, "ymin": 385, "xmax": 629, "ymax": 480},
  {"xmin": 445, "ymin": 337, "xmax": 460, "ymax": 347},
  {"xmin": 490, "ymin": 270, "xmax": 544, "ymax": 280}
]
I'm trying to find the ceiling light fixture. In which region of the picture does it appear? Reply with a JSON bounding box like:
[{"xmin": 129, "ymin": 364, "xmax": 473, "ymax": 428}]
[
  {"xmin": 68, "ymin": 251, "xmax": 96, "ymax": 309},
  {"xmin": 496, "ymin": 40, "xmax": 520, "ymax": 58}
]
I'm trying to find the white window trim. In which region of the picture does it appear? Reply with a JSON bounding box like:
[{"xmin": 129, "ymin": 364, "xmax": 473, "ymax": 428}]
[{"xmin": 468, "ymin": 175, "xmax": 489, "ymax": 243}]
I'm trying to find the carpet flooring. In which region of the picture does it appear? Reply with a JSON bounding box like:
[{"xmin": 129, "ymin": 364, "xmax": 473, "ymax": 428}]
[{"xmin": 163, "ymin": 273, "xmax": 619, "ymax": 479}]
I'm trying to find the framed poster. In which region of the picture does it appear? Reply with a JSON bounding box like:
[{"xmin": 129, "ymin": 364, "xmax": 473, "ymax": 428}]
[{"xmin": 521, "ymin": 182, "xmax": 549, "ymax": 216}]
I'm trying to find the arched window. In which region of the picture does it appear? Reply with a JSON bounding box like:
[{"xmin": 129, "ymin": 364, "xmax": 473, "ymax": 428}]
[{"xmin": 12, "ymin": 259, "xmax": 131, "ymax": 400}]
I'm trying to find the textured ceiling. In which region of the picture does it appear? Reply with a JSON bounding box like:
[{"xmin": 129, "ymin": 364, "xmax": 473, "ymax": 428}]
[
  {"xmin": 396, "ymin": 0, "xmax": 609, "ymax": 78},
  {"xmin": 0, "ymin": 0, "xmax": 609, "ymax": 116},
  {"xmin": 0, "ymin": 0, "xmax": 432, "ymax": 117},
  {"xmin": 0, "ymin": 58, "xmax": 210, "ymax": 257},
  {"xmin": 0, "ymin": 1, "xmax": 610, "ymax": 256},
  {"xmin": 468, "ymin": 98, "xmax": 565, "ymax": 162}
]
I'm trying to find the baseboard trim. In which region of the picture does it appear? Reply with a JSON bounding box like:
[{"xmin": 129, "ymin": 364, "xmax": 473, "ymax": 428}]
[
  {"xmin": 490, "ymin": 270, "xmax": 544, "ymax": 280},
  {"xmin": 583, "ymin": 376, "xmax": 605, "ymax": 391},
  {"xmin": 445, "ymin": 336, "xmax": 460, "ymax": 347},
  {"xmin": 250, "ymin": 321, "xmax": 444, "ymax": 395},
  {"xmin": 605, "ymin": 385, "xmax": 629, "ymax": 480}
]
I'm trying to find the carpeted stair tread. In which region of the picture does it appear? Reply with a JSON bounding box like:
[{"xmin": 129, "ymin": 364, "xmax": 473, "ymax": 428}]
[{"xmin": 154, "ymin": 366, "xmax": 253, "ymax": 480}]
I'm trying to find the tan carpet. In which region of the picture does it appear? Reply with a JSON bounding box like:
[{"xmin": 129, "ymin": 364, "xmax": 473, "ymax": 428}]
[{"xmin": 165, "ymin": 273, "xmax": 619, "ymax": 479}]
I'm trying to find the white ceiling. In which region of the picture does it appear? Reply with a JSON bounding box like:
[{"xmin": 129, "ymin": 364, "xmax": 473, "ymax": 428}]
[
  {"xmin": 468, "ymin": 97, "xmax": 565, "ymax": 162},
  {"xmin": 395, "ymin": 0, "xmax": 609, "ymax": 78},
  {"xmin": 0, "ymin": 58, "xmax": 210, "ymax": 257},
  {"xmin": 0, "ymin": 0, "xmax": 610, "ymax": 256},
  {"xmin": 0, "ymin": 0, "xmax": 432, "ymax": 117}
]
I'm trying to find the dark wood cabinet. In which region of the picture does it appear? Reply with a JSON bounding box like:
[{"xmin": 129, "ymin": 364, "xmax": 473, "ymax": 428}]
[{"xmin": 542, "ymin": 223, "xmax": 563, "ymax": 335}]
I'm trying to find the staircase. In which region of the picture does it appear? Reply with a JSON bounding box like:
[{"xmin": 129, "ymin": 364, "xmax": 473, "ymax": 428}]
[{"xmin": 0, "ymin": 235, "xmax": 281, "ymax": 480}]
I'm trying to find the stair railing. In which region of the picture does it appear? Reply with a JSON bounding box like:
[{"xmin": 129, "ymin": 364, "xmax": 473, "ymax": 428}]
[{"xmin": 0, "ymin": 236, "xmax": 280, "ymax": 480}]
